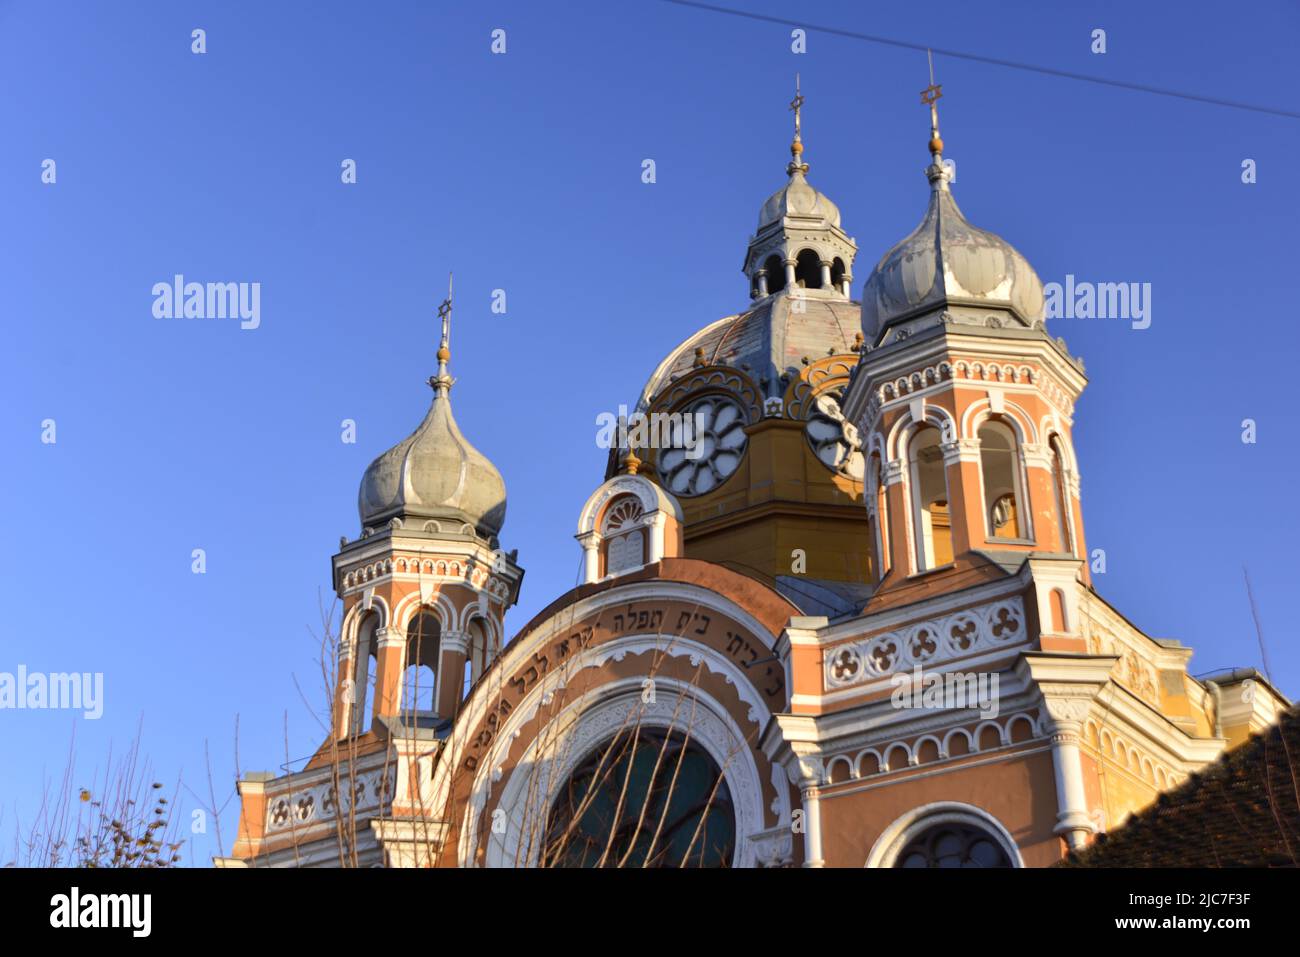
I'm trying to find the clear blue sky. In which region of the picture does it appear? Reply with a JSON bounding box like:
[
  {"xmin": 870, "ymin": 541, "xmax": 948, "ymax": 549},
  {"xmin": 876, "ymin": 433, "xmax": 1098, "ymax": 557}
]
[{"xmin": 2, "ymin": 1, "xmax": 1296, "ymax": 865}]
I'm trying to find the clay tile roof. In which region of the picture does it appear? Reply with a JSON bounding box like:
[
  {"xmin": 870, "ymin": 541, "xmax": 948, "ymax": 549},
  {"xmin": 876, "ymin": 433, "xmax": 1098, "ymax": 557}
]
[{"xmin": 1060, "ymin": 703, "xmax": 1300, "ymax": 868}]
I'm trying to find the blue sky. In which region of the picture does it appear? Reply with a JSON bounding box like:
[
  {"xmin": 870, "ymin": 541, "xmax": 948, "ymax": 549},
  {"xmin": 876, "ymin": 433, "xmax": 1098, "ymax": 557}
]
[{"xmin": 1, "ymin": 0, "xmax": 1297, "ymax": 865}]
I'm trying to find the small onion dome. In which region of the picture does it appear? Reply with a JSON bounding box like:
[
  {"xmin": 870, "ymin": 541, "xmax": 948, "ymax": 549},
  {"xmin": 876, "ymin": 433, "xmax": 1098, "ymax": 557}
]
[
  {"xmin": 758, "ymin": 168, "xmax": 842, "ymax": 230},
  {"xmin": 357, "ymin": 386, "xmax": 507, "ymax": 541},
  {"xmin": 860, "ymin": 169, "xmax": 1044, "ymax": 345}
]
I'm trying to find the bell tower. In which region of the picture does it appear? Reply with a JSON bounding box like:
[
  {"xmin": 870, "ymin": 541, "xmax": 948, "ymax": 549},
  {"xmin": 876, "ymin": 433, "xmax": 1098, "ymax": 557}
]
[
  {"xmin": 743, "ymin": 74, "xmax": 858, "ymax": 301},
  {"xmin": 331, "ymin": 277, "xmax": 524, "ymax": 741},
  {"xmin": 843, "ymin": 81, "xmax": 1089, "ymax": 633}
]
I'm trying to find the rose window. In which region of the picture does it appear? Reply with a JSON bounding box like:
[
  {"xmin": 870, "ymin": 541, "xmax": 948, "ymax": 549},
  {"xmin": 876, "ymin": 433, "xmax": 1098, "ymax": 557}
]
[
  {"xmin": 806, "ymin": 390, "xmax": 865, "ymax": 480},
  {"xmin": 658, "ymin": 395, "xmax": 748, "ymax": 497}
]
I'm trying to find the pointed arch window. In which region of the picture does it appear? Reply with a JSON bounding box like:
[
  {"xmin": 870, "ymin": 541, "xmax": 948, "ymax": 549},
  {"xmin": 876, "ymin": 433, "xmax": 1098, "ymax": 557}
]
[
  {"xmin": 402, "ymin": 610, "xmax": 440, "ymax": 714},
  {"xmin": 1050, "ymin": 435, "xmax": 1073, "ymax": 555},
  {"xmin": 978, "ymin": 421, "xmax": 1025, "ymax": 541},
  {"xmin": 908, "ymin": 426, "xmax": 952, "ymax": 570}
]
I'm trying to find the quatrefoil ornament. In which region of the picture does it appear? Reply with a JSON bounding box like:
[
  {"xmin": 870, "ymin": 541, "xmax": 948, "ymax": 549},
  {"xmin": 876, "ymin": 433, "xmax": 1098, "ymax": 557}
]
[
  {"xmin": 990, "ymin": 606, "xmax": 1021, "ymax": 640},
  {"xmin": 831, "ymin": 649, "xmax": 861, "ymax": 682}
]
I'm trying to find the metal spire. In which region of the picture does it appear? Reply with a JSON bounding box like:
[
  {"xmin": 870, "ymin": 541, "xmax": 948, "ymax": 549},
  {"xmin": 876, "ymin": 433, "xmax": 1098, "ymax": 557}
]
[
  {"xmin": 787, "ymin": 73, "xmax": 809, "ymax": 176},
  {"xmin": 920, "ymin": 50, "xmax": 948, "ymax": 189},
  {"xmin": 430, "ymin": 272, "xmax": 455, "ymax": 395}
]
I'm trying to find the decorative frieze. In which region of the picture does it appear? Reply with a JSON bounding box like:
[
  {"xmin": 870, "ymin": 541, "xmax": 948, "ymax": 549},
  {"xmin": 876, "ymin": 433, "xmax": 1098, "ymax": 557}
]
[
  {"xmin": 825, "ymin": 597, "xmax": 1027, "ymax": 691},
  {"xmin": 265, "ymin": 767, "xmax": 394, "ymax": 835},
  {"xmin": 341, "ymin": 556, "xmax": 511, "ymax": 602}
]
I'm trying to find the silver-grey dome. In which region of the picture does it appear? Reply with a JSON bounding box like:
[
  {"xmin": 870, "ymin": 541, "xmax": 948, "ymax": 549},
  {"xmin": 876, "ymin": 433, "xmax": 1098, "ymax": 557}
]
[
  {"xmin": 637, "ymin": 292, "xmax": 860, "ymax": 410},
  {"xmin": 358, "ymin": 389, "xmax": 506, "ymax": 540},
  {"xmin": 758, "ymin": 169, "xmax": 842, "ymax": 230},
  {"xmin": 861, "ymin": 181, "xmax": 1044, "ymax": 344}
]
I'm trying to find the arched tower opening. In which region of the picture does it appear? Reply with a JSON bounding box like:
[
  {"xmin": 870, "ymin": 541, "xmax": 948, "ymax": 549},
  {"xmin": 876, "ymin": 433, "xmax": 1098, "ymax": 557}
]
[
  {"xmin": 401, "ymin": 610, "xmax": 441, "ymax": 715},
  {"xmin": 763, "ymin": 254, "xmax": 786, "ymax": 295},
  {"xmin": 795, "ymin": 248, "xmax": 823, "ymax": 289}
]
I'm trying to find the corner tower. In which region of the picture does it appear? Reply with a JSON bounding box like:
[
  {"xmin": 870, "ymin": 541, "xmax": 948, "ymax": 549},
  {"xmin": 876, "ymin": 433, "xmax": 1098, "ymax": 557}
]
[
  {"xmin": 331, "ymin": 278, "xmax": 524, "ymax": 740},
  {"xmin": 842, "ymin": 82, "xmax": 1087, "ymax": 629}
]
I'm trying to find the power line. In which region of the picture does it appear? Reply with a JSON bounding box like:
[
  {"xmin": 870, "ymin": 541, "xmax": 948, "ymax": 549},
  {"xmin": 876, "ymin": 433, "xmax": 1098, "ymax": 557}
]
[{"xmin": 661, "ymin": 0, "xmax": 1300, "ymax": 121}]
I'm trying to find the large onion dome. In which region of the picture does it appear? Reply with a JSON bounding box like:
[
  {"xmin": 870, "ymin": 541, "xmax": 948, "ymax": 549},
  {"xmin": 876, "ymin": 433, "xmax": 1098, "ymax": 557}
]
[
  {"xmin": 860, "ymin": 105, "xmax": 1045, "ymax": 346},
  {"xmin": 357, "ymin": 309, "xmax": 506, "ymax": 542}
]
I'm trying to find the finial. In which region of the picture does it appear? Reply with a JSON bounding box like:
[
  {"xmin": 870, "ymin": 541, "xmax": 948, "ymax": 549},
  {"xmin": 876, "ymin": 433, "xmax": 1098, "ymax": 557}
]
[
  {"xmin": 622, "ymin": 450, "xmax": 642, "ymax": 476},
  {"xmin": 787, "ymin": 73, "xmax": 809, "ymax": 177},
  {"xmin": 429, "ymin": 272, "xmax": 456, "ymax": 395},
  {"xmin": 920, "ymin": 51, "xmax": 949, "ymax": 190}
]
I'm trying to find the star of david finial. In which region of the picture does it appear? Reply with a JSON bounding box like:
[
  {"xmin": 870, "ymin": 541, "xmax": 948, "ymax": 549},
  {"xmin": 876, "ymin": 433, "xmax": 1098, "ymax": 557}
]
[
  {"xmin": 920, "ymin": 50, "xmax": 947, "ymax": 174},
  {"xmin": 437, "ymin": 272, "xmax": 453, "ymax": 350},
  {"xmin": 429, "ymin": 272, "xmax": 456, "ymax": 395},
  {"xmin": 920, "ymin": 48, "xmax": 942, "ymax": 105},
  {"xmin": 786, "ymin": 73, "xmax": 809, "ymax": 176}
]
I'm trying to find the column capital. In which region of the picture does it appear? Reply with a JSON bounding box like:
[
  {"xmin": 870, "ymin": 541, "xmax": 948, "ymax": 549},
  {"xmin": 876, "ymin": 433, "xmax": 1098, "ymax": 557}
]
[
  {"xmin": 1021, "ymin": 442, "xmax": 1054, "ymax": 470},
  {"xmin": 440, "ymin": 629, "xmax": 470, "ymax": 655}
]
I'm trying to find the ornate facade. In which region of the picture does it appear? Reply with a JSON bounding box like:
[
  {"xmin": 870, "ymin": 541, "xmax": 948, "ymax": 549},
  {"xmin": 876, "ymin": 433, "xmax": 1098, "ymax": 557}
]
[{"xmin": 223, "ymin": 88, "xmax": 1288, "ymax": 869}]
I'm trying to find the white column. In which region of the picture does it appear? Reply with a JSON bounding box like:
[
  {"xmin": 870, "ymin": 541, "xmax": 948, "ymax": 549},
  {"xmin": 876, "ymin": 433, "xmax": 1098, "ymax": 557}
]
[
  {"xmin": 784, "ymin": 259, "xmax": 797, "ymax": 289},
  {"xmin": 800, "ymin": 785, "xmax": 825, "ymax": 867},
  {"xmin": 577, "ymin": 531, "xmax": 601, "ymax": 583},
  {"xmin": 1044, "ymin": 701, "xmax": 1094, "ymax": 850},
  {"xmin": 819, "ymin": 260, "xmax": 832, "ymax": 289},
  {"xmin": 646, "ymin": 514, "xmax": 666, "ymax": 563}
]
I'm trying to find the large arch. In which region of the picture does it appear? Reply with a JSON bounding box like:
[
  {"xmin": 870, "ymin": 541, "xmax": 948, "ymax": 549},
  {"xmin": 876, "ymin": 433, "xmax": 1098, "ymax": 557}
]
[
  {"xmin": 479, "ymin": 677, "xmax": 765, "ymax": 868},
  {"xmin": 425, "ymin": 562, "xmax": 801, "ymax": 868}
]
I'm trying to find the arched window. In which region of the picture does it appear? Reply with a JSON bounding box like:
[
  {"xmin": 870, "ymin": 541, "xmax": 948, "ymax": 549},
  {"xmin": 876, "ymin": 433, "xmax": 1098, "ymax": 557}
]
[
  {"xmin": 1050, "ymin": 435, "xmax": 1073, "ymax": 555},
  {"xmin": 349, "ymin": 613, "xmax": 380, "ymax": 735},
  {"xmin": 908, "ymin": 427, "xmax": 952, "ymax": 570},
  {"xmin": 542, "ymin": 728, "xmax": 735, "ymax": 868},
  {"xmin": 868, "ymin": 453, "xmax": 888, "ymax": 581},
  {"xmin": 1050, "ymin": 588, "xmax": 1069, "ymax": 632},
  {"xmin": 978, "ymin": 421, "xmax": 1024, "ymax": 540},
  {"xmin": 402, "ymin": 610, "xmax": 440, "ymax": 714},
  {"xmin": 763, "ymin": 254, "xmax": 786, "ymax": 294},
  {"xmin": 830, "ymin": 257, "xmax": 846, "ymax": 291},
  {"xmin": 462, "ymin": 618, "xmax": 491, "ymax": 701},
  {"xmin": 896, "ymin": 822, "xmax": 1013, "ymax": 868},
  {"xmin": 601, "ymin": 495, "xmax": 645, "ymax": 576},
  {"xmin": 794, "ymin": 248, "xmax": 822, "ymax": 289}
]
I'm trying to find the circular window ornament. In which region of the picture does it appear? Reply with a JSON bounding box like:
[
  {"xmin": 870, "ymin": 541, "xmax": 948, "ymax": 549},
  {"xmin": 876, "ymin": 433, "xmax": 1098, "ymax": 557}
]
[
  {"xmin": 658, "ymin": 395, "xmax": 748, "ymax": 497},
  {"xmin": 806, "ymin": 391, "xmax": 865, "ymax": 480}
]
